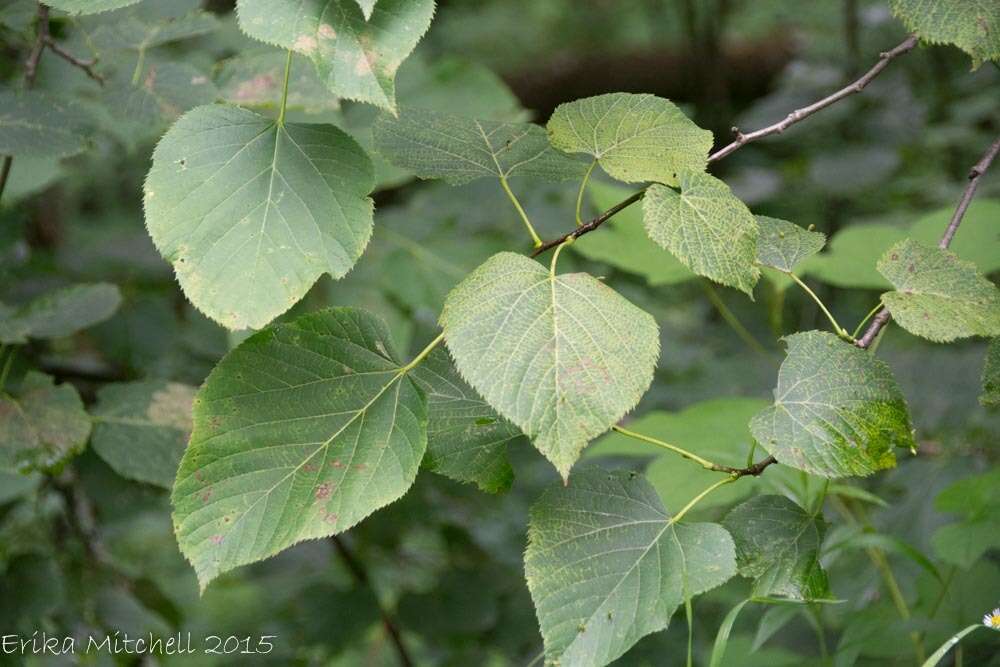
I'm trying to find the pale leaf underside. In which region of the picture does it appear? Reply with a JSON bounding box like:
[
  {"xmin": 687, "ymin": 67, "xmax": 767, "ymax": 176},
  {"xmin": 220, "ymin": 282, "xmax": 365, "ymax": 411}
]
[
  {"xmin": 643, "ymin": 171, "xmax": 760, "ymax": 295},
  {"xmin": 750, "ymin": 331, "xmax": 914, "ymax": 478},
  {"xmin": 546, "ymin": 92, "xmax": 713, "ymax": 186},
  {"xmin": 440, "ymin": 252, "xmax": 659, "ymax": 479},
  {"xmin": 878, "ymin": 238, "xmax": 1000, "ymax": 343}
]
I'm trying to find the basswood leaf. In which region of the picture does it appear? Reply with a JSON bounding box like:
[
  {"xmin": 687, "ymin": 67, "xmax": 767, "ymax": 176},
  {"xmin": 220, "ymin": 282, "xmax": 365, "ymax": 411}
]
[
  {"xmin": 172, "ymin": 308, "xmax": 427, "ymax": 589},
  {"xmin": 890, "ymin": 0, "xmax": 1000, "ymax": 68},
  {"xmin": 372, "ymin": 108, "xmax": 587, "ymax": 185},
  {"xmin": 755, "ymin": 216, "xmax": 825, "ymax": 273},
  {"xmin": 877, "ymin": 239, "xmax": 1000, "ymax": 342},
  {"xmin": 982, "ymin": 338, "xmax": 1000, "ymax": 407},
  {"xmin": 410, "ymin": 349, "xmax": 519, "ymax": 494},
  {"xmin": 104, "ymin": 60, "xmax": 218, "ymax": 137},
  {"xmin": 572, "ymin": 180, "xmax": 695, "ymax": 286},
  {"xmin": 44, "ymin": 0, "xmax": 140, "ymax": 14},
  {"xmin": 525, "ymin": 469, "xmax": 736, "ymax": 667},
  {"xmin": 643, "ymin": 172, "xmax": 760, "ymax": 295},
  {"xmin": 144, "ymin": 104, "xmax": 375, "ymax": 330},
  {"xmin": 546, "ymin": 93, "xmax": 712, "ymax": 186},
  {"xmin": 0, "ymin": 283, "xmax": 122, "ymax": 344},
  {"xmin": 750, "ymin": 331, "xmax": 915, "ymax": 478},
  {"xmin": 91, "ymin": 381, "xmax": 196, "ymax": 489},
  {"xmin": 0, "ymin": 372, "xmax": 90, "ymax": 474},
  {"xmin": 440, "ymin": 252, "xmax": 659, "ymax": 479},
  {"xmin": 0, "ymin": 92, "xmax": 88, "ymax": 158},
  {"xmin": 85, "ymin": 8, "xmax": 219, "ymax": 51},
  {"xmin": 723, "ymin": 495, "xmax": 832, "ymax": 601},
  {"xmin": 236, "ymin": 0, "xmax": 435, "ymax": 111}
]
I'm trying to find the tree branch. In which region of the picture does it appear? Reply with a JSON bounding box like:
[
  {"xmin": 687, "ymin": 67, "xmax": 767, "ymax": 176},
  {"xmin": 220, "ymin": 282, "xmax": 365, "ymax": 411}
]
[
  {"xmin": 532, "ymin": 34, "xmax": 919, "ymax": 257},
  {"xmin": 330, "ymin": 535, "xmax": 414, "ymax": 667},
  {"xmin": 855, "ymin": 134, "xmax": 1000, "ymax": 349},
  {"xmin": 0, "ymin": 3, "xmax": 103, "ymax": 204}
]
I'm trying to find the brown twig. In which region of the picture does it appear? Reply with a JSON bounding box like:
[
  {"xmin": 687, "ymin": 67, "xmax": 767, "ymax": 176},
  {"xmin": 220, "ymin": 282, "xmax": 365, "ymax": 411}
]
[
  {"xmin": 532, "ymin": 35, "xmax": 920, "ymax": 257},
  {"xmin": 330, "ymin": 535, "xmax": 414, "ymax": 667},
  {"xmin": 43, "ymin": 36, "xmax": 104, "ymax": 85},
  {"xmin": 0, "ymin": 3, "xmax": 102, "ymax": 204},
  {"xmin": 713, "ymin": 455, "xmax": 778, "ymax": 478},
  {"xmin": 855, "ymin": 134, "xmax": 1000, "ymax": 349}
]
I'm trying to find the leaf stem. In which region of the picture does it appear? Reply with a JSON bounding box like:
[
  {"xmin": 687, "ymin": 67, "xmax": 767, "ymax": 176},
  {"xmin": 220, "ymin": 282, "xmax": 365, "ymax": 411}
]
[
  {"xmin": 277, "ymin": 49, "xmax": 293, "ymax": 125},
  {"xmin": 499, "ymin": 176, "xmax": 542, "ymax": 248},
  {"xmin": 612, "ymin": 425, "xmax": 718, "ymax": 470},
  {"xmin": 669, "ymin": 475, "xmax": 737, "ymax": 525},
  {"xmin": 700, "ymin": 280, "xmax": 771, "ymax": 356},
  {"xmin": 786, "ymin": 272, "xmax": 852, "ymax": 342},
  {"xmin": 400, "ymin": 332, "xmax": 445, "ymax": 373},
  {"xmin": 575, "ymin": 160, "xmax": 597, "ymax": 226},
  {"xmin": 549, "ymin": 238, "xmax": 572, "ymax": 277}
]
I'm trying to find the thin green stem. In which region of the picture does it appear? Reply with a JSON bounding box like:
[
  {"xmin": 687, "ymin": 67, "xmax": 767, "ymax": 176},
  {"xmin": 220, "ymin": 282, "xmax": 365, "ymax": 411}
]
[
  {"xmin": 131, "ymin": 47, "xmax": 146, "ymax": 86},
  {"xmin": 745, "ymin": 440, "xmax": 757, "ymax": 468},
  {"xmin": 0, "ymin": 345, "xmax": 14, "ymax": 392},
  {"xmin": 805, "ymin": 605, "xmax": 830, "ymax": 665},
  {"xmin": 700, "ymin": 281, "xmax": 771, "ymax": 356},
  {"xmin": 575, "ymin": 160, "xmax": 597, "ymax": 226},
  {"xmin": 549, "ymin": 238, "xmax": 572, "ymax": 277},
  {"xmin": 612, "ymin": 425, "xmax": 718, "ymax": 470},
  {"xmin": 786, "ymin": 272, "xmax": 852, "ymax": 342},
  {"xmin": 499, "ymin": 176, "xmax": 542, "ymax": 248},
  {"xmin": 852, "ymin": 302, "xmax": 883, "ymax": 339},
  {"xmin": 401, "ymin": 332, "xmax": 445, "ymax": 373},
  {"xmin": 670, "ymin": 476, "xmax": 737, "ymax": 525},
  {"xmin": 684, "ymin": 594, "xmax": 694, "ymax": 667},
  {"xmin": 277, "ymin": 49, "xmax": 293, "ymax": 125}
]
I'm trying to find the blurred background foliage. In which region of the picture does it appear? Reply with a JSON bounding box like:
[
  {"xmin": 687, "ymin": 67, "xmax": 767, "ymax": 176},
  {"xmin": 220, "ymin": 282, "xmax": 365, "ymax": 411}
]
[{"xmin": 0, "ymin": 0, "xmax": 998, "ymax": 664}]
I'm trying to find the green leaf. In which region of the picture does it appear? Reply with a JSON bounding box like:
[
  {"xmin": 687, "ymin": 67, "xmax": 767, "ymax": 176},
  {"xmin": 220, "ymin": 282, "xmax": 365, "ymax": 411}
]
[
  {"xmin": 643, "ymin": 172, "xmax": 760, "ymax": 295},
  {"xmin": 750, "ymin": 331, "xmax": 915, "ymax": 477},
  {"xmin": 587, "ymin": 398, "xmax": 769, "ymax": 511},
  {"xmin": 911, "ymin": 200, "xmax": 1000, "ymax": 274},
  {"xmin": 372, "ymin": 108, "xmax": 587, "ymax": 185},
  {"xmin": 86, "ymin": 8, "xmax": 219, "ymax": 50},
  {"xmin": 144, "ymin": 104, "xmax": 375, "ymax": 330},
  {"xmin": 440, "ymin": 252, "xmax": 659, "ymax": 480},
  {"xmin": 91, "ymin": 380, "xmax": 196, "ymax": 489},
  {"xmin": 524, "ymin": 469, "xmax": 736, "ymax": 667},
  {"xmin": 104, "ymin": 60, "xmax": 218, "ymax": 136},
  {"xmin": 236, "ymin": 0, "xmax": 435, "ymax": 111},
  {"xmin": 0, "ymin": 372, "xmax": 90, "ymax": 474},
  {"xmin": 931, "ymin": 468, "xmax": 1000, "ymax": 568},
  {"xmin": 172, "ymin": 308, "xmax": 427, "ymax": 589},
  {"xmin": 709, "ymin": 599, "xmax": 752, "ymax": 667},
  {"xmin": 878, "ymin": 239, "xmax": 1000, "ymax": 342},
  {"xmin": 572, "ymin": 180, "xmax": 695, "ymax": 286},
  {"xmin": 546, "ymin": 93, "xmax": 712, "ymax": 186},
  {"xmin": 44, "ymin": 0, "xmax": 141, "ymax": 14},
  {"xmin": 216, "ymin": 50, "xmax": 340, "ymax": 114},
  {"xmin": 0, "ymin": 92, "xmax": 88, "ymax": 158},
  {"xmin": 410, "ymin": 348, "xmax": 519, "ymax": 494},
  {"xmin": 981, "ymin": 338, "xmax": 1000, "ymax": 406},
  {"xmin": 723, "ymin": 495, "xmax": 832, "ymax": 601},
  {"xmin": 755, "ymin": 216, "xmax": 825, "ymax": 273},
  {"xmin": 891, "ymin": 0, "xmax": 1000, "ymax": 68},
  {"xmin": 0, "ymin": 283, "xmax": 122, "ymax": 344}
]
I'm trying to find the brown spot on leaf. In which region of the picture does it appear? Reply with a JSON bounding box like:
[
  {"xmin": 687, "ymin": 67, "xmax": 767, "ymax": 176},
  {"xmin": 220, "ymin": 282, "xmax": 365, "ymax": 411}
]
[
  {"xmin": 314, "ymin": 481, "xmax": 333, "ymax": 501},
  {"xmin": 210, "ymin": 534, "xmax": 224, "ymax": 545}
]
